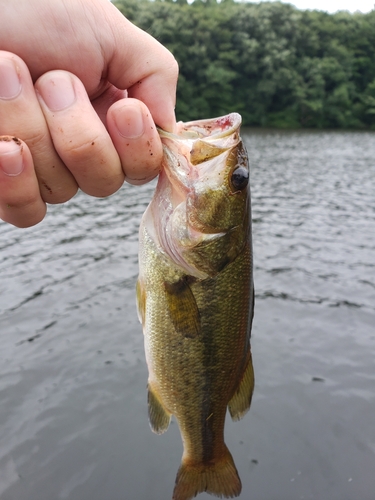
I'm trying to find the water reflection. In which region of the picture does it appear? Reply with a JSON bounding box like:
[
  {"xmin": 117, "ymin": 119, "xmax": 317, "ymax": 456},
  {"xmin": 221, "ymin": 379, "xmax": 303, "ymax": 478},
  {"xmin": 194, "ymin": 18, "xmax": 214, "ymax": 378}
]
[{"xmin": 0, "ymin": 129, "xmax": 374, "ymax": 500}]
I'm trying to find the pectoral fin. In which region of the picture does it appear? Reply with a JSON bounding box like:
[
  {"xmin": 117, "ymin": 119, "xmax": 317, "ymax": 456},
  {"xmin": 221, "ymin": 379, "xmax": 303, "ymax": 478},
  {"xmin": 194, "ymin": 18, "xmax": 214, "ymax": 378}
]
[
  {"xmin": 136, "ymin": 279, "xmax": 146, "ymax": 326},
  {"xmin": 164, "ymin": 278, "xmax": 201, "ymax": 338},
  {"xmin": 228, "ymin": 352, "xmax": 254, "ymax": 421},
  {"xmin": 148, "ymin": 384, "xmax": 171, "ymax": 434}
]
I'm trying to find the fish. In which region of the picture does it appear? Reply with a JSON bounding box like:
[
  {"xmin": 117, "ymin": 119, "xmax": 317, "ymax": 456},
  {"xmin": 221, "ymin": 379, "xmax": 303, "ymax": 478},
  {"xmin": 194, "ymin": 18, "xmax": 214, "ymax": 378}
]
[{"xmin": 136, "ymin": 112, "xmax": 254, "ymax": 500}]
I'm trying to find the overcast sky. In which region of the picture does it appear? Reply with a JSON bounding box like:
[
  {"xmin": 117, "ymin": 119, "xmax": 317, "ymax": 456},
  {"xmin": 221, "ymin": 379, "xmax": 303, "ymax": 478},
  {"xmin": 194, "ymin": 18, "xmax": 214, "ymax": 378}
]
[
  {"xmin": 213, "ymin": 0, "xmax": 374, "ymax": 13},
  {"xmin": 265, "ymin": 0, "xmax": 374, "ymax": 13}
]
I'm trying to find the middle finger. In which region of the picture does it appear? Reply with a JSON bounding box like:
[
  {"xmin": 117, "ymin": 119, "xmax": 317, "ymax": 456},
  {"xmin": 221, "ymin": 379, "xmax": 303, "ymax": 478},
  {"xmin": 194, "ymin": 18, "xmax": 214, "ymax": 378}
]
[{"xmin": 35, "ymin": 70, "xmax": 125, "ymax": 198}]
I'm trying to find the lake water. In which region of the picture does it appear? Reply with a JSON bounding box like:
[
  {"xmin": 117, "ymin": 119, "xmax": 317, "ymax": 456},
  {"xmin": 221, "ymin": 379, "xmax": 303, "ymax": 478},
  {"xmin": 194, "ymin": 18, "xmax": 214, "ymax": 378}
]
[{"xmin": 0, "ymin": 129, "xmax": 374, "ymax": 500}]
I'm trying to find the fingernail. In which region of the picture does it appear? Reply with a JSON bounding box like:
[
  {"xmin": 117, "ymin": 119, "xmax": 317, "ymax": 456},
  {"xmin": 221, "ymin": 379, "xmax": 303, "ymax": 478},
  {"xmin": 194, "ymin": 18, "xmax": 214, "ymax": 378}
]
[
  {"xmin": 37, "ymin": 72, "xmax": 76, "ymax": 111},
  {"xmin": 0, "ymin": 58, "xmax": 22, "ymax": 99},
  {"xmin": 0, "ymin": 138, "xmax": 24, "ymax": 176},
  {"xmin": 113, "ymin": 105, "xmax": 145, "ymax": 139}
]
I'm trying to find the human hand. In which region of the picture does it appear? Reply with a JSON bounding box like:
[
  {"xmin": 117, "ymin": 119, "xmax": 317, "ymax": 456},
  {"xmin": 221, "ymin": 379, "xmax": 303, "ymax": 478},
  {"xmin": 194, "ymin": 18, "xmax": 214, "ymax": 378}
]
[{"xmin": 0, "ymin": 0, "xmax": 178, "ymax": 227}]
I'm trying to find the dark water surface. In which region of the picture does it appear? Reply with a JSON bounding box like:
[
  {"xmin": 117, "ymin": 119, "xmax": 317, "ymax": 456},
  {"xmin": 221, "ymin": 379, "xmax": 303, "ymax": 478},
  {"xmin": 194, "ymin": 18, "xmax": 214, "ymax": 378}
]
[{"xmin": 0, "ymin": 130, "xmax": 374, "ymax": 500}]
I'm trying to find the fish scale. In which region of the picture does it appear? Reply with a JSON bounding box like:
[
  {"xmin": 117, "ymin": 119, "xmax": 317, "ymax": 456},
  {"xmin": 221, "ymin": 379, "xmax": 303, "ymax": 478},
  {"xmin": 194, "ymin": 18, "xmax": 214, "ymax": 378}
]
[{"xmin": 137, "ymin": 113, "xmax": 254, "ymax": 500}]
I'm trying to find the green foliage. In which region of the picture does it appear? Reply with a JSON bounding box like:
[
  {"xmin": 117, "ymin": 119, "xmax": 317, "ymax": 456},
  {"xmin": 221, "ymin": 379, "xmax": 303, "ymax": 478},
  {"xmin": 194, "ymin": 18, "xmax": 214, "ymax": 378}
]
[{"xmin": 114, "ymin": 0, "xmax": 375, "ymax": 129}]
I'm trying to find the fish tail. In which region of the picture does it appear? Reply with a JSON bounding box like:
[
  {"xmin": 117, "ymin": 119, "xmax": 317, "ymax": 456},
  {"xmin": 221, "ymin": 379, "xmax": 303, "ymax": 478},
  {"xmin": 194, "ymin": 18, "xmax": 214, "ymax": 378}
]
[{"xmin": 172, "ymin": 446, "xmax": 241, "ymax": 500}]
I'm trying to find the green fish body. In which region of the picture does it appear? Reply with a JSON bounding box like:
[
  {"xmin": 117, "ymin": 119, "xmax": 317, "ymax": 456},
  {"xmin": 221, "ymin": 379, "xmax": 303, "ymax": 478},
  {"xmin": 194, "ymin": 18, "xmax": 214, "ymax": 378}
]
[{"xmin": 137, "ymin": 113, "xmax": 254, "ymax": 500}]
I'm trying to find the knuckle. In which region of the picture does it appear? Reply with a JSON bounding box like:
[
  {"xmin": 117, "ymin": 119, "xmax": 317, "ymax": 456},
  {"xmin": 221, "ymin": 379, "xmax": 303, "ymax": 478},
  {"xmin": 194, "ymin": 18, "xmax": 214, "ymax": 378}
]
[
  {"xmin": 7, "ymin": 192, "xmax": 41, "ymax": 211},
  {"xmin": 160, "ymin": 50, "xmax": 179, "ymax": 83},
  {"xmin": 40, "ymin": 183, "xmax": 79, "ymax": 205},
  {"xmin": 63, "ymin": 134, "xmax": 104, "ymax": 162},
  {"xmin": 22, "ymin": 128, "xmax": 51, "ymax": 152},
  {"xmin": 123, "ymin": 153, "xmax": 161, "ymax": 184},
  {"xmin": 0, "ymin": 200, "xmax": 46, "ymax": 228},
  {"xmin": 126, "ymin": 171, "xmax": 158, "ymax": 186},
  {"xmin": 168, "ymin": 56, "xmax": 179, "ymax": 80},
  {"xmin": 80, "ymin": 178, "xmax": 122, "ymax": 198},
  {"xmin": 15, "ymin": 212, "xmax": 45, "ymax": 228},
  {"xmin": 59, "ymin": 135, "xmax": 124, "ymax": 197}
]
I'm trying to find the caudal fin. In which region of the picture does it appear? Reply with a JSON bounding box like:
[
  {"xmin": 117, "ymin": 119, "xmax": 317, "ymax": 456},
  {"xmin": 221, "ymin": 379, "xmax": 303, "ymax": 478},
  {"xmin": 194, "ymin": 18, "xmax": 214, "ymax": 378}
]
[{"xmin": 172, "ymin": 446, "xmax": 241, "ymax": 500}]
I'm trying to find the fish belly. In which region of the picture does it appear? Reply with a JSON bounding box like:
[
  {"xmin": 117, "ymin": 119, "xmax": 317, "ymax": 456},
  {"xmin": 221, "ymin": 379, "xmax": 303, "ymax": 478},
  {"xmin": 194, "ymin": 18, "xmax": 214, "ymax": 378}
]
[{"xmin": 139, "ymin": 222, "xmax": 254, "ymax": 500}]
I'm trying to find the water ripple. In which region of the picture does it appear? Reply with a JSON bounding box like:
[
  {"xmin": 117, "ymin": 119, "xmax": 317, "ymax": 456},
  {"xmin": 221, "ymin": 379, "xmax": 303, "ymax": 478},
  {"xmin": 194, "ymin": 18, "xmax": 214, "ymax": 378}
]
[{"xmin": 0, "ymin": 131, "xmax": 374, "ymax": 500}]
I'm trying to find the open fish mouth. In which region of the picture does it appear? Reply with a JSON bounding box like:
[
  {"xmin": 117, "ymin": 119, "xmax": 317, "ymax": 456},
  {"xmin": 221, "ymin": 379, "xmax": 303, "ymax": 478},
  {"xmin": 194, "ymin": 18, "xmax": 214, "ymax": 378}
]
[
  {"xmin": 157, "ymin": 113, "xmax": 242, "ymax": 203},
  {"xmin": 159, "ymin": 112, "xmax": 240, "ymax": 172}
]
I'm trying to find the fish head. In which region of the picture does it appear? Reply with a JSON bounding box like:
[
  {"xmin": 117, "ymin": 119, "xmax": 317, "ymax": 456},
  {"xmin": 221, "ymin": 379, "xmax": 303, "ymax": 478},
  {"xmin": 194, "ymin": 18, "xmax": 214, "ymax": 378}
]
[{"xmin": 154, "ymin": 113, "xmax": 251, "ymax": 279}]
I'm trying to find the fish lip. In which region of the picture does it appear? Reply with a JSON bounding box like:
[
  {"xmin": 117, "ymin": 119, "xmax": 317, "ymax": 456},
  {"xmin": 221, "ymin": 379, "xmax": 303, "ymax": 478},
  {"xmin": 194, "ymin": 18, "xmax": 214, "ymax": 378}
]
[{"xmin": 158, "ymin": 112, "xmax": 242, "ymax": 142}]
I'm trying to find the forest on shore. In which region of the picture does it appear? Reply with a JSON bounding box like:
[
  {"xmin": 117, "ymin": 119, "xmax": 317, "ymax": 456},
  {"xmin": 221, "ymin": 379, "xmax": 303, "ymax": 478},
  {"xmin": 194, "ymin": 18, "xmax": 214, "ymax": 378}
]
[{"xmin": 114, "ymin": 0, "xmax": 375, "ymax": 129}]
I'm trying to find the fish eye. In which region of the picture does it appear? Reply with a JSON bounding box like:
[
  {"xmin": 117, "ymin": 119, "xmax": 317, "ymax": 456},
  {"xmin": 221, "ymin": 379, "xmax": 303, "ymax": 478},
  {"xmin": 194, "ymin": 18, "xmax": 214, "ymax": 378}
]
[{"xmin": 230, "ymin": 166, "xmax": 249, "ymax": 191}]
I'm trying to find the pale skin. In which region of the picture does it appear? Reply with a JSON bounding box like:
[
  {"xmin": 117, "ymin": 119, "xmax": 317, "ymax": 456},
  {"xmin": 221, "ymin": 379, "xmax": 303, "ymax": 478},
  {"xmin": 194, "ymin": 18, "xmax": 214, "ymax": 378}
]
[{"xmin": 0, "ymin": 0, "xmax": 178, "ymax": 228}]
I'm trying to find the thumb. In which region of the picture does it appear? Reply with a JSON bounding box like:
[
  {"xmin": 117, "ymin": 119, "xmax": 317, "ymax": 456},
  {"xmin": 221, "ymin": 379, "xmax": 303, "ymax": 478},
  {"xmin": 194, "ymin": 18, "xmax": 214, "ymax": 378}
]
[{"xmin": 102, "ymin": 3, "xmax": 178, "ymax": 132}]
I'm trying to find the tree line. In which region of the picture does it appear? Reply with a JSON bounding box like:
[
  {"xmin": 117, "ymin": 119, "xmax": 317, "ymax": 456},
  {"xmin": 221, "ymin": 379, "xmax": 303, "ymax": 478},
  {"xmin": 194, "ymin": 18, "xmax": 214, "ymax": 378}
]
[{"xmin": 114, "ymin": 0, "xmax": 375, "ymax": 129}]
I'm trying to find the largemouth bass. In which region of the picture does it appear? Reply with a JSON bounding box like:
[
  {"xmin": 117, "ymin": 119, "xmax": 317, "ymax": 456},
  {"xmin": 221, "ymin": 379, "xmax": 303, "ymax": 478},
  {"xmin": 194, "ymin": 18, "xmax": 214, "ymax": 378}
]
[{"xmin": 137, "ymin": 113, "xmax": 254, "ymax": 500}]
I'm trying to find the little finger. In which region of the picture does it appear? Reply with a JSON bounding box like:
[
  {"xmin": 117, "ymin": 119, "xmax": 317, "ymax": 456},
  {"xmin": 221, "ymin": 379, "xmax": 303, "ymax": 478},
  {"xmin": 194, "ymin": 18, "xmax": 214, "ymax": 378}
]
[{"xmin": 0, "ymin": 137, "xmax": 46, "ymax": 227}]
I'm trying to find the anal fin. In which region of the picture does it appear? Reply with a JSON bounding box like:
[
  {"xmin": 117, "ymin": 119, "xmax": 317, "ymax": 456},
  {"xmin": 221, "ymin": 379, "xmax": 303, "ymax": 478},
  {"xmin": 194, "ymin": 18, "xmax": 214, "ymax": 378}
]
[
  {"xmin": 148, "ymin": 383, "xmax": 171, "ymax": 434},
  {"xmin": 228, "ymin": 351, "xmax": 255, "ymax": 421}
]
